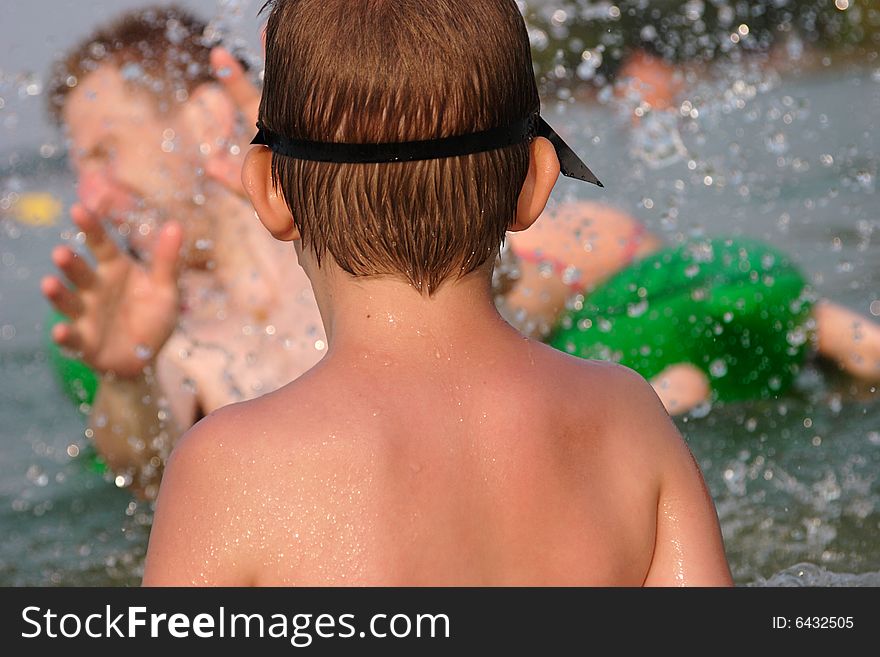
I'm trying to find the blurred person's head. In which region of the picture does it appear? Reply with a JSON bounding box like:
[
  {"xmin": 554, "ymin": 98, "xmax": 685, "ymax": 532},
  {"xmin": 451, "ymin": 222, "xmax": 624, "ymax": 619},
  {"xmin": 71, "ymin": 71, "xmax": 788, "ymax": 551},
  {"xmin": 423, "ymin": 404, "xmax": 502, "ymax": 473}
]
[
  {"xmin": 48, "ymin": 6, "xmax": 241, "ymax": 265},
  {"xmin": 615, "ymin": 49, "xmax": 684, "ymax": 112},
  {"xmin": 244, "ymin": 0, "xmax": 558, "ymax": 296}
]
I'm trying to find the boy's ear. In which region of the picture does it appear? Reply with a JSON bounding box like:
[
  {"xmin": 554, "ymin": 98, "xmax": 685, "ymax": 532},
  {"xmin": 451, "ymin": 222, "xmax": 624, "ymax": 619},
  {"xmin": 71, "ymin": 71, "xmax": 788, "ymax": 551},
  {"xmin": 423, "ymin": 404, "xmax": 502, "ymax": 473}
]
[
  {"xmin": 241, "ymin": 146, "xmax": 301, "ymax": 241},
  {"xmin": 510, "ymin": 136, "xmax": 560, "ymax": 232}
]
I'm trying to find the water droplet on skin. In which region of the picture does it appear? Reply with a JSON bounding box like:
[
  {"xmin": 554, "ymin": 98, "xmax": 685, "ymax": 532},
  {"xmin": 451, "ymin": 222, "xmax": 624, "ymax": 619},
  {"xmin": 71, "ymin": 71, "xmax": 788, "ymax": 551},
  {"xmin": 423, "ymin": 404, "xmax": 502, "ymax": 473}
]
[
  {"xmin": 134, "ymin": 344, "xmax": 154, "ymax": 360},
  {"xmin": 561, "ymin": 265, "xmax": 581, "ymax": 287},
  {"xmin": 536, "ymin": 259, "xmax": 554, "ymax": 278}
]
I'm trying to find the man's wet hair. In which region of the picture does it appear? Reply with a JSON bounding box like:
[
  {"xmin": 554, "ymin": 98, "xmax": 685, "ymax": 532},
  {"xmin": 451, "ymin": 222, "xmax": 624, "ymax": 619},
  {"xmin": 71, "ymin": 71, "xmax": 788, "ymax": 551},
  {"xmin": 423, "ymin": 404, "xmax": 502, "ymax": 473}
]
[
  {"xmin": 259, "ymin": 0, "xmax": 541, "ymax": 295},
  {"xmin": 47, "ymin": 5, "xmax": 218, "ymax": 123}
]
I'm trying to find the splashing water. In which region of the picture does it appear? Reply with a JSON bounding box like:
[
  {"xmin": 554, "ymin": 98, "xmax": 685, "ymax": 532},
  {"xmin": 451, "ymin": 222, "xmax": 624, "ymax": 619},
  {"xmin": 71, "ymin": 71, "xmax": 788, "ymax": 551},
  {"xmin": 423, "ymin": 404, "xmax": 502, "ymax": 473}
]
[{"xmin": 1, "ymin": 0, "xmax": 879, "ymax": 585}]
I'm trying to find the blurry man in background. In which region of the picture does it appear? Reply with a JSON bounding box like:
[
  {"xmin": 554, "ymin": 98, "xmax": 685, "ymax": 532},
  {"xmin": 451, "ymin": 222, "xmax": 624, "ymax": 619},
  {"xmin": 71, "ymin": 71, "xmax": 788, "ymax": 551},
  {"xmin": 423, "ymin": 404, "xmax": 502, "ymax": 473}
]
[{"xmin": 41, "ymin": 6, "xmax": 326, "ymax": 499}]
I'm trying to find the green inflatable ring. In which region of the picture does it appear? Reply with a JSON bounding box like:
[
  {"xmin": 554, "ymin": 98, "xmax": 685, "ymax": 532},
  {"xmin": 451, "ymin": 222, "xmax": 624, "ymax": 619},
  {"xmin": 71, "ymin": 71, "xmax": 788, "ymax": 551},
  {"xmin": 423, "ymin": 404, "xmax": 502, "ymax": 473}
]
[
  {"xmin": 45, "ymin": 309, "xmax": 99, "ymax": 407},
  {"xmin": 549, "ymin": 237, "xmax": 816, "ymax": 401},
  {"xmin": 45, "ymin": 310, "xmax": 107, "ymax": 474}
]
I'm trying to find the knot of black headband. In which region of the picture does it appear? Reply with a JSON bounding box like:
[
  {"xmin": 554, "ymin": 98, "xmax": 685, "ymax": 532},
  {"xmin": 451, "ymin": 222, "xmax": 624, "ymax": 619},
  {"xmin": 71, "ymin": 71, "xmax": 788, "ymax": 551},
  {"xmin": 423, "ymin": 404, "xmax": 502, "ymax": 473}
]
[{"xmin": 251, "ymin": 112, "xmax": 602, "ymax": 187}]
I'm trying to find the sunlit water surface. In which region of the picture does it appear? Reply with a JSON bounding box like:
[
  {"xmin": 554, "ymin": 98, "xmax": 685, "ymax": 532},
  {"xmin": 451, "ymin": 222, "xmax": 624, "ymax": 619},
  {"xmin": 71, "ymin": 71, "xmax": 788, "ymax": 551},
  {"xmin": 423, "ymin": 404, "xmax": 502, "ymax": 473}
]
[{"xmin": 1, "ymin": 52, "xmax": 878, "ymax": 586}]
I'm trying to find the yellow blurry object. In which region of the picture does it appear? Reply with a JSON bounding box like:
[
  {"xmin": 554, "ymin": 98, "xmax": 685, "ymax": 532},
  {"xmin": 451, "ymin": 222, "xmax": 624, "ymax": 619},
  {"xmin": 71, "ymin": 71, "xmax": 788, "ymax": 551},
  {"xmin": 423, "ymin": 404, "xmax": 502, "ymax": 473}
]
[{"xmin": 10, "ymin": 192, "xmax": 62, "ymax": 226}]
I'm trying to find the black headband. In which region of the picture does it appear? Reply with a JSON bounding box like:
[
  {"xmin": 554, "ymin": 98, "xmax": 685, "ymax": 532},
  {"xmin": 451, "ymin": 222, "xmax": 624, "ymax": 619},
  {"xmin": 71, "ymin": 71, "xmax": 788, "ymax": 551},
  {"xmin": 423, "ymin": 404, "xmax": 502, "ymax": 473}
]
[{"xmin": 250, "ymin": 113, "xmax": 602, "ymax": 187}]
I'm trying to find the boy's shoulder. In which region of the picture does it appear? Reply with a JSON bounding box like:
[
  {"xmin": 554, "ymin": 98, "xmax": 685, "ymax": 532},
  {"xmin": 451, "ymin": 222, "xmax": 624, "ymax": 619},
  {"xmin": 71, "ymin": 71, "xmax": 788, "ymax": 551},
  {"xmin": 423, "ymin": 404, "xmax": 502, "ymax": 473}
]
[
  {"xmin": 530, "ymin": 340, "xmax": 661, "ymax": 409},
  {"xmin": 532, "ymin": 343, "xmax": 688, "ymax": 465},
  {"xmin": 160, "ymin": 399, "xmax": 266, "ymax": 494},
  {"xmin": 163, "ymin": 373, "xmax": 337, "ymax": 482},
  {"xmin": 166, "ymin": 343, "xmax": 683, "ymax": 483},
  {"xmin": 169, "ymin": 381, "xmax": 307, "ymax": 454}
]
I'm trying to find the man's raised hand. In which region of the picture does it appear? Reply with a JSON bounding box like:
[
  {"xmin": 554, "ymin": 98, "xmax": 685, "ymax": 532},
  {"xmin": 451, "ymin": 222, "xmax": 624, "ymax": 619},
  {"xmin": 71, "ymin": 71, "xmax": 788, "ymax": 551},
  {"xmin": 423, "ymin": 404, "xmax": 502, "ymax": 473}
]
[
  {"xmin": 207, "ymin": 46, "xmax": 262, "ymax": 197},
  {"xmin": 42, "ymin": 204, "xmax": 183, "ymax": 378}
]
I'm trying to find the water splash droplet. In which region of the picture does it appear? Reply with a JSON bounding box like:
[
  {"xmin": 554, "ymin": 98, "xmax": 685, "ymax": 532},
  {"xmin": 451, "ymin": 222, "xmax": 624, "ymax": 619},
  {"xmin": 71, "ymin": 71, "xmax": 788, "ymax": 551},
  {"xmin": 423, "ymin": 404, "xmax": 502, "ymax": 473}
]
[
  {"xmin": 709, "ymin": 359, "xmax": 728, "ymax": 378},
  {"xmin": 627, "ymin": 300, "xmax": 648, "ymax": 318}
]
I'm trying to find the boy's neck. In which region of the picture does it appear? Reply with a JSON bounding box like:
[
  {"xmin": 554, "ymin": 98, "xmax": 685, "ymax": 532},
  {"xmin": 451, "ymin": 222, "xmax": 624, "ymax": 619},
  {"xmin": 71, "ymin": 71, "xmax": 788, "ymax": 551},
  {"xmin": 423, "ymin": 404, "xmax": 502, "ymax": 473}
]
[{"xmin": 313, "ymin": 262, "xmax": 519, "ymax": 358}]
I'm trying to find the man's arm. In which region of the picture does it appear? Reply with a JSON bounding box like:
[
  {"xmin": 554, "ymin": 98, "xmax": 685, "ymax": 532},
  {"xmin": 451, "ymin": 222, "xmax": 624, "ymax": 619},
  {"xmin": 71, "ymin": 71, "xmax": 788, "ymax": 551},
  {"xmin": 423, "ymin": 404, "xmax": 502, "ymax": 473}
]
[
  {"xmin": 42, "ymin": 204, "xmax": 186, "ymax": 498},
  {"xmin": 89, "ymin": 360, "xmax": 195, "ymax": 499}
]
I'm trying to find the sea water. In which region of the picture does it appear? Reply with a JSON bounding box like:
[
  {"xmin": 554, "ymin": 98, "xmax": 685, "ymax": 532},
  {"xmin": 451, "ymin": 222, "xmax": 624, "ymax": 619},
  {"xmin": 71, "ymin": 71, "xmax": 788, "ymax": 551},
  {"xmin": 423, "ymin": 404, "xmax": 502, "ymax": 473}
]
[{"xmin": 1, "ymin": 63, "xmax": 877, "ymax": 585}]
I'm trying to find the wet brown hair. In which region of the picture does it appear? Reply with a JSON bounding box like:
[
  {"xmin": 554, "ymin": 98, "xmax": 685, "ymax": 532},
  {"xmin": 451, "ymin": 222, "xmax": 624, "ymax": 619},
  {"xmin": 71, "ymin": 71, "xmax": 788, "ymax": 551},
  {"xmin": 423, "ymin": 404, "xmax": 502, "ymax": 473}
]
[
  {"xmin": 47, "ymin": 5, "xmax": 215, "ymax": 123},
  {"xmin": 259, "ymin": 0, "xmax": 540, "ymax": 294}
]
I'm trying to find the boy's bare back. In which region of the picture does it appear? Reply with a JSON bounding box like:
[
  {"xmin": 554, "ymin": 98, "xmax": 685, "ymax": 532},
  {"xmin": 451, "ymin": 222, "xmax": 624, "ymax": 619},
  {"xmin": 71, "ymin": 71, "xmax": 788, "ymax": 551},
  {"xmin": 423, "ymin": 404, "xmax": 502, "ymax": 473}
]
[
  {"xmin": 144, "ymin": 316, "xmax": 730, "ymax": 586},
  {"xmin": 143, "ymin": 0, "xmax": 731, "ymax": 587}
]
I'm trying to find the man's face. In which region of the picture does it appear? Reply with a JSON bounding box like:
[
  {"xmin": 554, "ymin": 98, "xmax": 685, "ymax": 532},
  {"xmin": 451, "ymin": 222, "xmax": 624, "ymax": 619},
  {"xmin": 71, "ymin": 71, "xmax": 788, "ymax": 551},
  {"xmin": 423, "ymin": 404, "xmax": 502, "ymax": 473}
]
[{"xmin": 63, "ymin": 65, "xmax": 209, "ymax": 259}]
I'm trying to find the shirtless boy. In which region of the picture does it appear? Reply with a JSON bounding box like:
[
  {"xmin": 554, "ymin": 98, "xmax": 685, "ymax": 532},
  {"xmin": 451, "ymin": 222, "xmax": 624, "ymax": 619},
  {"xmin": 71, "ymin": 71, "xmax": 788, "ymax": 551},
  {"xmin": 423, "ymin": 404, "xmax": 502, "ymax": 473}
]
[
  {"xmin": 143, "ymin": 0, "xmax": 732, "ymax": 586},
  {"xmin": 41, "ymin": 7, "xmax": 326, "ymax": 498}
]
